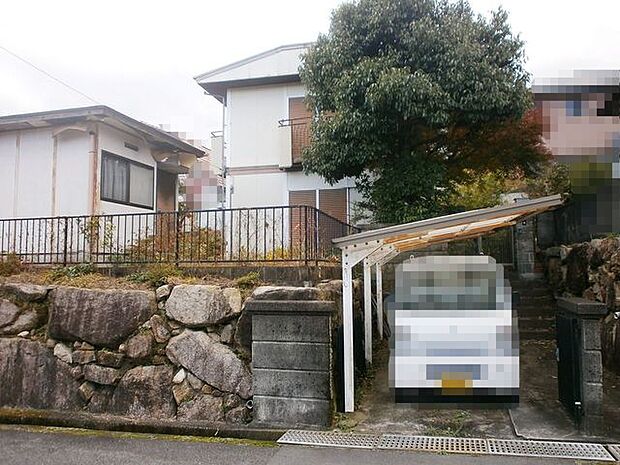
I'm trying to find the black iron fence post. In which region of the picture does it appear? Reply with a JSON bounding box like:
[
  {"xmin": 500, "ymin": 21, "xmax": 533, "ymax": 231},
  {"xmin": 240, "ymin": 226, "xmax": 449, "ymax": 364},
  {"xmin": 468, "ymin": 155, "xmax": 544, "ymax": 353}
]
[
  {"xmin": 62, "ymin": 217, "xmax": 69, "ymax": 267},
  {"xmin": 174, "ymin": 211, "xmax": 180, "ymax": 267}
]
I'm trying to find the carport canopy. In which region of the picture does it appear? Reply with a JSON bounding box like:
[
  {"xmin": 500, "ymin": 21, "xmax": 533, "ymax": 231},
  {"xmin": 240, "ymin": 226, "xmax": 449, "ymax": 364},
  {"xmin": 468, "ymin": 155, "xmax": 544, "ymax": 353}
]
[{"xmin": 332, "ymin": 194, "xmax": 564, "ymax": 412}]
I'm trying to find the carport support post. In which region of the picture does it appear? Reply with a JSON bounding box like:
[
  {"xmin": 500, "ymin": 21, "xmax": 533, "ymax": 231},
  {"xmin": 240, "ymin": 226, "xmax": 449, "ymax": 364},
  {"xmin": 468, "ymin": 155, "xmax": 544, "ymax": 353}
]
[
  {"xmin": 342, "ymin": 257, "xmax": 355, "ymax": 413},
  {"xmin": 363, "ymin": 259, "xmax": 372, "ymax": 366},
  {"xmin": 341, "ymin": 242, "xmax": 383, "ymax": 412},
  {"xmin": 375, "ymin": 263, "xmax": 383, "ymax": 339}
]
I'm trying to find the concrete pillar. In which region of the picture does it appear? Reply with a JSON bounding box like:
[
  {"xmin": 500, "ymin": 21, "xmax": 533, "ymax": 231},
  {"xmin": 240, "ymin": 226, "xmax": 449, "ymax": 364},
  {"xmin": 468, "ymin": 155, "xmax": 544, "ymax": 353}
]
[
  {"xmin": 557, "ymin": 297, "xmax": 606, "ymax": 435},
  {"xmin": 246, "ymin": 299, "xmax": 335, "ymax": 427}
]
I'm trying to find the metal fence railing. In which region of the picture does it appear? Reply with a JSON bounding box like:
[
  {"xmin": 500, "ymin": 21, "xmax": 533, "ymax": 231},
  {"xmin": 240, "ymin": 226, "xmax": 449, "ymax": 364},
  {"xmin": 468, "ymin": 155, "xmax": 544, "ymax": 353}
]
[
  {"xmin": 0, "ymin": 205, "xmax": 359, "ymax": 266},
  {"xmin": 447, "ymin": 226, "xmax": 515, "ymax": 266}
]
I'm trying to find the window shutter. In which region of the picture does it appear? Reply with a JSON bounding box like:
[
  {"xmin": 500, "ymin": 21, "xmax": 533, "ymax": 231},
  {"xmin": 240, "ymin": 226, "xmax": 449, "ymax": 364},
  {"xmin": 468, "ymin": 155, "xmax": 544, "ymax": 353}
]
[
  {"xmin": 288, "ymin": 189, "xmax": 316, "ymax": 208},
  {"xmin": 319, "ymin": 188, "xmax": 347, "ymax": 223}
]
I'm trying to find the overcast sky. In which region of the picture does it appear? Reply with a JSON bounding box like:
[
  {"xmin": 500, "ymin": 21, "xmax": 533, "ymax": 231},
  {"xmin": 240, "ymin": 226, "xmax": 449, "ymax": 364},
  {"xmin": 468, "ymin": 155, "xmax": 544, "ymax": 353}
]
[{"xmin": 0, "ymin": 0, "xmax": 618, "ymax": 146}]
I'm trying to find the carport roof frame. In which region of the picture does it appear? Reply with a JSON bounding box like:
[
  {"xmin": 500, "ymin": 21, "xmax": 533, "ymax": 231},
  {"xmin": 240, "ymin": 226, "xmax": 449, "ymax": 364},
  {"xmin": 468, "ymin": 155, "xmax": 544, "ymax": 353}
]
[{"xmin": 332, "ymin": 194, "xmax": 563, "ymax": 252}]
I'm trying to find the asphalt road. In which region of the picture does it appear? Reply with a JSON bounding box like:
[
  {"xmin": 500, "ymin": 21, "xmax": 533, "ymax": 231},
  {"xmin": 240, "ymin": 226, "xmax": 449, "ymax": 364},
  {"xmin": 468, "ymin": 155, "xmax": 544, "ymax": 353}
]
[{"xmin": 0, "ymin": 425, "xmax": 592, "ymax": 465}]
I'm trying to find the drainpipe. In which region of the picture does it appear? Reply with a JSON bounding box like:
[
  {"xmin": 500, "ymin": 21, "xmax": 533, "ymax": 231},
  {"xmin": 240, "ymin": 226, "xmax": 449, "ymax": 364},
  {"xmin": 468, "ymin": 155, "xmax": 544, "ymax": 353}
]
[
  {"xmin": 222, "ymin": 93, "xmax": 230, "ymax": 209},
  {"xmin": 88, "ymin": 127, "xmax": 99, "ymax": 216}
]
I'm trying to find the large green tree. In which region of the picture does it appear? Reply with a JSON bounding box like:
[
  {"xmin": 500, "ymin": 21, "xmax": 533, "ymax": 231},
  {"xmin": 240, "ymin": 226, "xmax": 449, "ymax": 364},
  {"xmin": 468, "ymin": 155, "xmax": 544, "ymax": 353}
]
[{"xmin": 300, "ymin": 0, "xmax": 547, "ymax": 223}]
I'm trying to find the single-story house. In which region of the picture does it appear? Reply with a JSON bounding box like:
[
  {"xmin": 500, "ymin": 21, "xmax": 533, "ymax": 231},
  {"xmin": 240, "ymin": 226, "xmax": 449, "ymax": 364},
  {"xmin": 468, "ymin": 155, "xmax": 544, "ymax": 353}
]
[{"xmin": 0, "ymin": 105, "xmax": 204, "ymax": 219}]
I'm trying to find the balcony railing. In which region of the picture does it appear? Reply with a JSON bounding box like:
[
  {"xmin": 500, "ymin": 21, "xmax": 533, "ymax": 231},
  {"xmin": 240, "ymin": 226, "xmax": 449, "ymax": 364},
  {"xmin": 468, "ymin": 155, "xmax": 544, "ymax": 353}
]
[
  {"xmin": 278, "ymin": 116, "xmax": 312, "ymax": 164},
  {"xmin": 0, "ymin": 206, "xmax": 359, "ymax": 266}
]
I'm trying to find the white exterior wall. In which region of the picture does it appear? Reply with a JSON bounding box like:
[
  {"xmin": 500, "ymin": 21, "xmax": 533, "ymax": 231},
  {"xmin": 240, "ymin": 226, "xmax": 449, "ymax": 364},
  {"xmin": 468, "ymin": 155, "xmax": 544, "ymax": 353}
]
[
  {"xmin": 227, "ymin": 82, "xmax": 304, "ymax": 169},
  {"xmin": 0, "ymin": 132, "xmax": 19, "ymax": 218},
  {"xmin": 232, "ymin": 172, "xmax": 288, "ymax": 208},
  {"xmin": 0, "ymin": 128, "xmax": 92, "ymax": 219},
  {"xmin": 55, "ymin": 130, "xmax": 91, "ymax": 216},
  {"xmin": 14, "ymin": 129, "xmax": 54, "ymax": 218}
]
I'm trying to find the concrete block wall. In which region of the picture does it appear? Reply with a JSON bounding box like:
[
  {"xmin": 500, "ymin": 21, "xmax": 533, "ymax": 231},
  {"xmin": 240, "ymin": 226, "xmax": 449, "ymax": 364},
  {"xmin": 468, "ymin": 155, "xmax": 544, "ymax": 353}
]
[
  {"xmin": 557, "ymin": 297, "xmax": 606, "ymax": 434},
  {"xmin": 580, "ymin": 318, "xmax": 604, "ymax": 431},
  {"xmin": 246, "ymin": 299, "xmax": 335, "ymax": 427}
]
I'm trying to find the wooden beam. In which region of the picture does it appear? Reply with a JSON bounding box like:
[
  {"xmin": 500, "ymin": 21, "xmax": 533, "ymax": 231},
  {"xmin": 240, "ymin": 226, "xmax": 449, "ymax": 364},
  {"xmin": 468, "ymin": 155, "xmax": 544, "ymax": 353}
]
[{"xmin": 393, "ymin": 222, "xmax": 516, "ymax": 252}]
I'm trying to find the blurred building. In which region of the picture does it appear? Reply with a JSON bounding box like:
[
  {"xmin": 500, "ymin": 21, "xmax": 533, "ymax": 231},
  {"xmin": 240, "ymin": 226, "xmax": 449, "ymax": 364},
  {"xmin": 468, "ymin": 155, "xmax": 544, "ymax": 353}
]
[{"xmin": 533, "ymin": 71, "xmax": 620, "ymax": 240}]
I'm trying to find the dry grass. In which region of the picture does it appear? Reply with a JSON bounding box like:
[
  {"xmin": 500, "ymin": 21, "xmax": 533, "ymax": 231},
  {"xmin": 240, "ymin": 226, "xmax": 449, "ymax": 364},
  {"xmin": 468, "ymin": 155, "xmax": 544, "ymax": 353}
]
[{"xmin": 0, "ymin": 268, "xmax": 239, "ymax": 291}]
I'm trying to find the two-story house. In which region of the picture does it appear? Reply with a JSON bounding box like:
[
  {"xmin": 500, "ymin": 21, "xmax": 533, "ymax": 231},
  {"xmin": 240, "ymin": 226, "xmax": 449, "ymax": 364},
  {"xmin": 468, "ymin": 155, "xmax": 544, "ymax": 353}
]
[
  {"xmin": 195, "ymin": 43, "xmax": 361, "ymax": 224},
  {"xmin": 533, "ymin": 70, "xmax": 620, "ymax": 239}
]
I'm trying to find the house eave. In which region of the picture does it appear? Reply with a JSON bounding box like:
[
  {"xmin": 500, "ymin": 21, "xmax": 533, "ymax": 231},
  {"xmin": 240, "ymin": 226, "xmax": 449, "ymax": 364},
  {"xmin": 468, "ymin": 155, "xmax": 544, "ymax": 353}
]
[
  {"xmin": 198, "ymin": 74, "xmax": 302, "ymax": 104},
  {"xmin": 0, "ymin": 106, "xmax": 205, "ymax": 158}
]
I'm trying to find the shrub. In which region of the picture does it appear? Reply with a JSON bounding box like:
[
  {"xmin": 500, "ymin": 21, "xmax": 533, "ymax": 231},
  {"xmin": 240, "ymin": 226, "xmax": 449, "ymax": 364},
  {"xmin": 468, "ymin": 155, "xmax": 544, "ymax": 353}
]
[
  {"xmin": 125, "ymin": 264, "xmax": 181, "ymax": 288},
  {"xmin": 46, "ymin": 263, "xmax": 96, "ymax": 281},
  {"xmin": 0, "ymin": 253, "xmax": 23, "ymax": 277},
  {"xmin": 125, "ymin": 225, "xmax": 224, "ymax": 263},
  {"xmin": 235, "ymin": 271, "xmax": 261, "ymax": 288}
]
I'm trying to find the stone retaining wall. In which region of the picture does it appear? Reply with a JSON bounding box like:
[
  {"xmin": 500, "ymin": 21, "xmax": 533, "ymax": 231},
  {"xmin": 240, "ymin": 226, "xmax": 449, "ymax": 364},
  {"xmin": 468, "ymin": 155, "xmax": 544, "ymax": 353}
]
[
  {"xmin": 0, "ymin": 279, "xmax": 350, "ymax": 428},
  {"xmin": 0, "ymin": 282, "xmax": 253, "ymax": 424}
]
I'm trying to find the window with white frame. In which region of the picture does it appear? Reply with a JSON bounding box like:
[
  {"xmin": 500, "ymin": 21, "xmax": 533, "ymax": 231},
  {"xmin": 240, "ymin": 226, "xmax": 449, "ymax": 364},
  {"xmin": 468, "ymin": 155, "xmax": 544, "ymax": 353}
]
[{"xmin": 101, "ymin": 151, "xmax": 154, "ymax": 208}]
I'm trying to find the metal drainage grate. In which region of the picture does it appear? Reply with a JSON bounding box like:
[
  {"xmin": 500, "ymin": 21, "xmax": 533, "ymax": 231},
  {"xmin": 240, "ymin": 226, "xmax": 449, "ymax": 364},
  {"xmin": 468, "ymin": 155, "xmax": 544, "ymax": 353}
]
[
  {"xmin": 278, "ymin": 430, "xmax": 616, "ymax": 462},
  {"xmin": 277, "ymin": 430, "xmax": 380, "ymax": 449},
  {"xmin": 607, "ymin": 444, "xmax": 620, "ymax": 461},
  {"xmin": 487, "ymin": 439, "xmax": 615, "ymax": 462},
  {"xmin": 379, "ymin": 434, "xmax": 488, "ymax": 454}
]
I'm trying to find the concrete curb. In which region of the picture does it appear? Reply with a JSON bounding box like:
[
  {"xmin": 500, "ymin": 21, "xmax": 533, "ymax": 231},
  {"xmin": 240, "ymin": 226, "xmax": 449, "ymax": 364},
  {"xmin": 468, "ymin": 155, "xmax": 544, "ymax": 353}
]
[{"xmin": 0, "ymin": 407, "xmax": 285, "ymax": 442}]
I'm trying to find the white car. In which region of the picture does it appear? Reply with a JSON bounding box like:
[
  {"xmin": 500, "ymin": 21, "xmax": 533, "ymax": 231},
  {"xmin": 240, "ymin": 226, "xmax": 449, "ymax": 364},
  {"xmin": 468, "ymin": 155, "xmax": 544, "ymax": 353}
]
[{"xmin": 388, "ymin": 255, "xmax": 519, "ymax": 404}]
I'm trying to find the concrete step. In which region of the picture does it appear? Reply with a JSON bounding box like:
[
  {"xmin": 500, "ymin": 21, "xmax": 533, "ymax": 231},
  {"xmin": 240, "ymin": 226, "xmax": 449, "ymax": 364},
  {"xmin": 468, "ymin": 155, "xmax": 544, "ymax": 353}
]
[
  {"xmin": 519, "ymin": 328, "xmax": 556, "ymax": 340},
  {"xmin": 515, "ymin": 306, "xmax": 557, "ymax": 317},
  {"xmin": 516, "ymin": 303, "xmax": 556, "ymax": 313},
  {"xmin": 511, "ymin": 286, "xmax": 553, "ymax": 296},
  {"xmin": 518, "ymin": 316, "xmax": 555, "ymax": 331},
  {"xmin": 517, "ymin": 293, "xmax": 555, "ymax": 302}
]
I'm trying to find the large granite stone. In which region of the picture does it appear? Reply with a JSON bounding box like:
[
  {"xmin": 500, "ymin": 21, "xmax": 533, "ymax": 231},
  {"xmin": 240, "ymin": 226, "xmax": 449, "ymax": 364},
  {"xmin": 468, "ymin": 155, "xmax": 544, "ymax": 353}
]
[
  {"xmin": 177, "ymin": 393, "xmax": 224, "ymax": 421},
  {"xmin": 250, "ymin": 286, "xmax": 322, "ymax": 301},
  {"xmin": 83, "ymin": 364, "xmax": 121, "ymax": 385},
  {"xmin": 125, "ymin": 333, "xmax": 153, "ymax": 359},
  {"xmin": 172, "ymin": 380, "xmax": 194, "ymax": 404},
  {"xmin": 0, "ymin": 282, "xmax": 50, "ymax": 302},
  {"xmin": 155, "ymin": 284, "xmax": 173, "ymax": 301},
  {"xmin": 149, "ymin": 315, "xmax": 171, "ymax": 343},
  {"xmin": 225, "ymin": 405, "xmax": 249, "ymax": 424},
  {"xmin": 166, "ymin": 330, "xmax": 252, "ymax": 399},
  {"xmin": 233, "ymin": 309, "xmax": 252, "ymax": 356},
  {"xmin": 0, "ymin": 338, "xmax": 82, "ymax": 410},
  {"xmin": 48, "ymin": 287, "xmax": 155, "ymax": 348},
  {"xmin": 53, "ymin": 343, "xmax": 73, "ymax": 364},
  {"xmin": 0, "ymin": 299, "xmax": 20, "ymax": 327},
  {"xmin": 0, "ymin": 309, "xmax": 40, "ymax": 336},
  {"xmin": 165, "ymin": 285, "xmax": 241, "ymax": 326},
  {"xmin": 109, "ymin": 365, "xmax": 175, "ymax": 419},
  {"xmin": 96, "ymin": 350, "xmax": 124, "ymax": 368}
]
